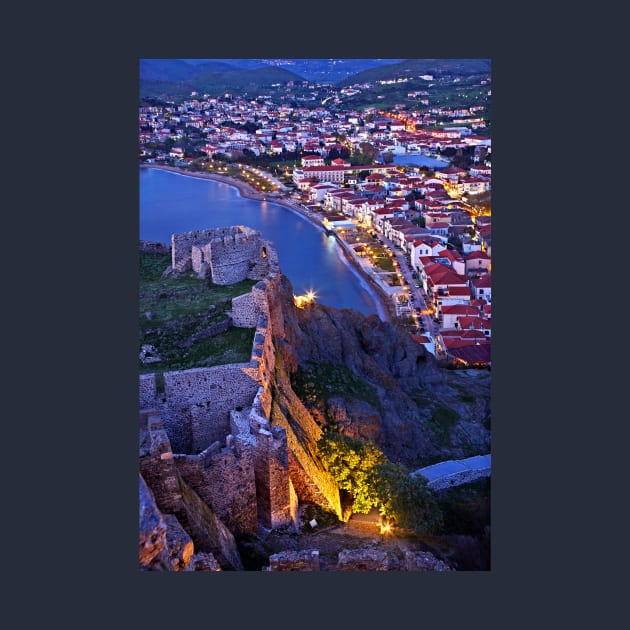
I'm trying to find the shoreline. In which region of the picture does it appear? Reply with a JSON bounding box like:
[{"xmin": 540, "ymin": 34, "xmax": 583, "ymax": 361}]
[{"xmin": 140, "ymin": 163, "xmax": 396, "ymax": 322}]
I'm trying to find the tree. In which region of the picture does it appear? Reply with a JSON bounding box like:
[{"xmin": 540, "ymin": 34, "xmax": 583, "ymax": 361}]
[
  {"xmin": 382, "ymin": 151, "xmax": 394, "ymax": 164},
  {"xmin": 358, "ymin": 142, "xmax": 379, "ymax": 162},
  {"xmin": 317, "ymin": 432, "xmax": 385, "ymax": 513},
  {"xmin": 316, "ymin": 431, "xmax": 443, "ymax": 535},
  {"xmin": 372, "ymin": 461, "xmax": 443, "ymax": 536}
]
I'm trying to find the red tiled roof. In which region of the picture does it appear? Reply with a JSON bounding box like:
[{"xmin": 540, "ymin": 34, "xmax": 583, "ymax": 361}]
[
  {"xmin": 472, "ymin": 274, "xmax": 492, "ymax": 288},
  {"xmin": 448, "ymin": 343, "xmax": 491, "ymax": 365},
  {"xmin": 466, "ymin": 251, "xmax": 490, "ymax": 260},
  {"xmin": 456, "ymin": 316, "xmax": 484, "ymax": 329},
  {"xmin": 445, "ymin": 286, "xmax": 472, "ymax": 296},
  {"xmin": 442, "ymin": 305, "xmax": 479, "ymax": 315}
]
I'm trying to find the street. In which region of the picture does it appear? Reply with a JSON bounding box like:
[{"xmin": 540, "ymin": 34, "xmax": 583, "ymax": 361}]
[{"xmin": 376, "ymin": 233, "xmax": 440, "ymax": 338}]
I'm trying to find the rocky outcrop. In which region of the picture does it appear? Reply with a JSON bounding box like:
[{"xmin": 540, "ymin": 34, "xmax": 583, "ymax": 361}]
[
  {"xmin": 139, "ymin": 474, "xmax": 169, "ymax": 571},
  {"xmin": 267, "ymin": 549, "xmax": 320, "ymax": 571},
  {"xmin": 139, "ymin": 410, "xmax": 243, "ymax": 570},
  {"xmin": 403, "ymin": 550, "xmax": 453, "ymax": 571},
  {"xmin": 273, "ymin": 298, "xmax": 490, "ymax": 467},
  {"xmin": 139, "ymin": 473, "xmax": 223, "ymax": 571},
  {"xmin": 337, "ymin": 547, "xmax": 391, "ymax": 571}
]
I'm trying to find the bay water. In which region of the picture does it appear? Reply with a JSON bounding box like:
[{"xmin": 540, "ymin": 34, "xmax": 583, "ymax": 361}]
[{"xmin": 139, "ymin": 167, "xmax": 380, "ymax": 316}]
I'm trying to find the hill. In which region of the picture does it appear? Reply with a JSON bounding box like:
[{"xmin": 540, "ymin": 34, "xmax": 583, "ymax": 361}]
[
  {"xmin": 139, "ymin": 64, "xmax": 307, "ymax": 100},
  {"xmin": 177, "ymin": 58, "xmax": 406, "ymax": 83},
  {"xmin": 139, "ymin": 59, "xmax": 237, "ymax": 82},
  {"xmin": 337, "ymin": 58, "xmax": 491, "ymax": 86}
]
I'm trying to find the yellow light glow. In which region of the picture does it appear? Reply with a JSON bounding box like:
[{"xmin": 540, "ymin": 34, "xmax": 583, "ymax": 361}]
[{"xmin": 293, "ymin": 289, "xmax": 318, "ymax": 309}]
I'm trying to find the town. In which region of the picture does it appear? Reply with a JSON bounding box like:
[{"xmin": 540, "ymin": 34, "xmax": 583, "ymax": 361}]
[{"xmin": 139, "ymin": 72, "xmax": 491, "ymax": 369}]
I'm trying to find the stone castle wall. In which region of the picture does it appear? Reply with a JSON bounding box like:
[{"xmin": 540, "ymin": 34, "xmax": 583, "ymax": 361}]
[
  {"xmin": 173, "ymin": 434, "xmax": 258, "ymax": 537},
  {"xmin": 271, "ymin": 394, "xmax": 342, "ymax": 519},
  {"xmin": 139, "ymin": 409, "xmax": 243, "ymax": 569},
  {"xmin": 162, "ymin": 364, "xmax": 261, "ymax": 454},
  {"xmin": 171, "ymin": 226, "xmax": 277, "ymax": 285},
  {"xmin": 171, "ymin": 227, "xmax": 237, "ymax": 273},
  {"xmin": 140, "ymin": 226, "xmax": 335, "ymax": 540},
  {"xmin": 139, "ymin": 374, "xmax": 156, "ymax": 409}
]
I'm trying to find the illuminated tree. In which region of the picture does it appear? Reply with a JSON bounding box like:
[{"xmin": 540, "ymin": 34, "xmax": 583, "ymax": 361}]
[
  {"xmin": 372, "ymin": 461, "xmax": 443, "ymax": 536},
  {"xmin": 316, "ymin": 432, "xmax": 384, "ymax": 513},
  {"xmin": 317, "ymin": 431, "xmax": 443, "ymax": 534}
]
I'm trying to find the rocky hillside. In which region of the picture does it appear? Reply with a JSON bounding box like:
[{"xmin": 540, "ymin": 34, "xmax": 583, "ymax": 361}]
[
  {"xmin": 139, "ymin": 270, "xmax": 491, "ymax": 570},
  {"xmin": 269, "ymin": 273, "xmax": 490, "ymax": 469}
]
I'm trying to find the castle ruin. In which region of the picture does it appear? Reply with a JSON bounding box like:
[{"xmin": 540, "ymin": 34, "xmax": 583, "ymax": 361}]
[{"xmin": 140, "ymin": 226, "xmax": 342, "ymax": 569}]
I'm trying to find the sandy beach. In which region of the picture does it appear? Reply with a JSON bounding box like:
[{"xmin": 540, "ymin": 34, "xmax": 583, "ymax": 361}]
[{"xmin": 141, "ymin": 163, "xmax": 396, "ymax": 321}]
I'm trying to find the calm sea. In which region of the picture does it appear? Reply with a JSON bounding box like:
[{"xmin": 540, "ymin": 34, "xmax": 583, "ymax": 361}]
[{"xmin": 139, "ymin": 167, "xmax": 380, "ymax": 316}]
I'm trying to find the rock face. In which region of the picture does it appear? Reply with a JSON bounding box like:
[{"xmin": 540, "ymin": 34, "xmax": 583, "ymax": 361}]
[
  {"xmin": 337, "ymin": 547, "xmax": 391, "ymax": 571},
  {"xmin": 139, "ymin": 473, "xmax": 222, "ymax": 571},
  {"xmin": 268, "ymin": 549, "xmax": 320, "ymax": 571},
  {"xmin": 403, "ymin": 550, "xmax": 453, "ymax": 571},
  {"xmin": 139, "ymin": 474, "xmax": 169, "ymax": 570},
  {"xmin": 139, "ymin": 243, "xmax": 490, "ymax": 570},
  {"xmin": 276, "ymin": 296, "xmax": 490, "ymax": 467}
]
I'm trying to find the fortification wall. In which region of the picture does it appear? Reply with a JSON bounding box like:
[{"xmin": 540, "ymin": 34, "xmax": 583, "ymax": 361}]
[
  {"xmin": 171, "ymin": 226, "xmax": 274, "ymax": 285},
  {"xmin": 139, "ymin": 409, "xmax": 242, "ymax": 569},
  {"xmin": 139, "ymin": 374, "xmax": 157, "ymax": 409},
  {"xmin": 206, "ymin": 231, "xmax": 263, "ymax": 285},
  {"xmin": 171, "ymin": 228, "xmax": 231, "ymax": 272},
  {"xmin": 270, "ymin": 373, "xmax": 342, "ymax": 519},
  {"xmin": 268, "ymin": 550, "xmax": 320, "ymax": 571},
  {"xmin": 140, "ymin": 225, "xmax": 338, "ymax": 538},
  {"xmin": 139, "ymin": 410, "xmax": 186, "ymax": 521},
  {"xmin": 173, "ymin": 434, "xmax": 258, "ymax": 537},
  {"xmin": 254, "ymin": 423, "xmax": 298, "ymax": 530},
  {"xmin": 161, "ymin": 364, "xmax": 261, "ymax": 455}
]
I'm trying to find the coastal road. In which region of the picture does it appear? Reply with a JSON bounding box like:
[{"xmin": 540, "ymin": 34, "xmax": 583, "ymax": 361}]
[
  {"xmin": 242, "ymin": 165, "xmax": 290, "ymax": 192},
  {"xmin": 377, "ymin": 234, "xmax": 440, "ymax": 337}
]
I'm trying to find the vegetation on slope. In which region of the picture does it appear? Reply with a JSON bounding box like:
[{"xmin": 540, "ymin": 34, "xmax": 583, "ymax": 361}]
[
  {"xmin": 317, "ymin": 431, "xmax": 443, "ymax": 536},
  {"xmin": 290, "ymin": 361, "xmax": 381, "ymax": 417},
  {"xmin": 139, "ymin": 252, "xmax": 256, "ymax": 373}
]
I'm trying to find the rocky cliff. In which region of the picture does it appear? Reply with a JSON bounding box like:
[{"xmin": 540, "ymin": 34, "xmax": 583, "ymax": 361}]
[
  {"xmin": 266, "ymin": 273, "xmax": 490, "ymax": 469},
  {"xmin": 139, "ymin": 268, "xmax": 491, "ymax": 570}
]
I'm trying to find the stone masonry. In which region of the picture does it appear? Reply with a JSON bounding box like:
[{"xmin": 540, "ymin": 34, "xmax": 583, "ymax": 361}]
[
  {"xmin": 171, "ymin": 226, "xmax": 278, "ymax": 285},
  {"xmin": 140, "ymin": 227, "xmax": 337, "ymax": 551}
]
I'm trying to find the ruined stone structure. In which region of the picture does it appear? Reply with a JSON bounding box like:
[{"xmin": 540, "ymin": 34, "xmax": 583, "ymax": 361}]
[
  {"xmin": 170, "ymin": 225, "xmax": 274, "ymax": 284},
  {"xmin": 264, "ymin": 546, "xmax": 453, "ymax": 571},
  {"xmin": 140, "ymin": 227, "xmax": 342, "ymax": 569}
]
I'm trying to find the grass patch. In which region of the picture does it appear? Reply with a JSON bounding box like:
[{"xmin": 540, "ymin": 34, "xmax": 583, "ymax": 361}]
[
  {"xmin": 291, "ymin": 361, "xmax": 381, "ymax": 415},
  {"xmin": 139, "ymin": 252, "xmax": 257, "ymax": 372},
  {"xmin": 300, "ymin": 503, "xmax": 342, "ymax": 532},
  {"xmin": 427, "ymin": 402, "xmax": 460, "ymax": 444},
  {"xmin": 449, "ymin": 382, "xmax": 476, "ymax": 403},
  {"xmin": 410, "ymin": 386, "xmax": 433, "ymax": 408}
]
